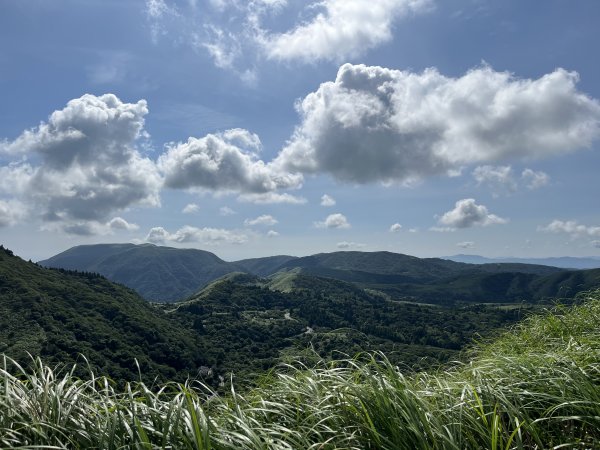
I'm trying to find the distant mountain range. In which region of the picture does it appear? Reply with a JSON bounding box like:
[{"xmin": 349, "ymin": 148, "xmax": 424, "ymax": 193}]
[
  {"xmin": 444, "ymin": 254, "xmax": 600, "ymax": 270},
  {"xmin": 39, "ymin": 244, "xmax": 600, "ymax": 304}
]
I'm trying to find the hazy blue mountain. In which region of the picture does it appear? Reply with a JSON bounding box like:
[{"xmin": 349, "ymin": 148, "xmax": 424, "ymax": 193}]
[
  {"xmin": 40, "ymin": 243, "xmax": 245, "ymax": 302},
  {"xmin": 444, "ymin": 254, "xmax": 600, "ymax": 270}
]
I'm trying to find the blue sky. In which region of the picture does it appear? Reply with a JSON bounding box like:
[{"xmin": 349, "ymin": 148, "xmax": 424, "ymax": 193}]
[{"xmin": 1, "ymin": 0, "xmax": 599, "ymax": 261}]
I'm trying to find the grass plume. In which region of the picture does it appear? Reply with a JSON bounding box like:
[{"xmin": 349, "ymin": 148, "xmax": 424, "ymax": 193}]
[{"xmin": 2, "ymin": 290, "xmax": 600, "ymax": 449}]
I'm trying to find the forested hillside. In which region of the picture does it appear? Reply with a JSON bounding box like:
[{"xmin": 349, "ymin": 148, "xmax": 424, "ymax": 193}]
[
  {"xmin": 41, "ymin": 244, "xmax": 600, "ymax": 305},
  {"xmin": 0, "ymin": 246, "xmax": 205, "ymax": 383},
  {"xmin": 40, "ymin": 243, "xmax": 244, "ymax": 302}
]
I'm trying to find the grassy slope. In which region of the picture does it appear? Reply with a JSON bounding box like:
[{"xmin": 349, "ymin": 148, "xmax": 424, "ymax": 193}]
[
  {"xmin": 2, "ymin": 290, "xmax": 599, "ymax": 448},
  {"xmin": 0, "ymin": 247, "xmax": 206, "ymax": 383}
]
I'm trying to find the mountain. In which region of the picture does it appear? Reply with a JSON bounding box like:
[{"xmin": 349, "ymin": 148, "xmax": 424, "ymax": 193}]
[
  {"xmin": 41, "ymin": 245, "xmax": 600, "ymax": 305},
  {"xmin": 39, "ymin": 243, "xmax": 244, "ymax": 302},
  {"xmin": 445, "ymin": 254, "xmax": 600, "ymax": 270},
  {"xmin": 234, "ymin": 255, "xmax": 298, "ymax": 276},
  {"xmin": 270, "ymin": 251, "xmax": 589, "ymax": 305},
  {"xmin": 275, "ymin": 251, "xmax": 563, "ymax": 279},
  {"xmin": 0, "ymin": 245, "xmax": 206, "ymax": 383},
  {"xmin": 8, "ymin": 241, "xmax": 600, "ymax": 390},
  {"xmin": 168, "ymin": 272, "xmax": 527, "ymax": 379}
]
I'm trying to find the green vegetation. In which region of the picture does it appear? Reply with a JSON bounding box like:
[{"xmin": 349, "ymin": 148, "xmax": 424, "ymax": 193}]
[
  {"xmin": 39, "ymin": 244, "xmax": 600, "ymax": 305},
  {"xmin": 0, "ymin": 245, "xmax": 206, "ymax": 384},
  {"xmin": 39, "ymin": 243, "xmax": 244, "ymax": 302},
  {"xmin": 169, "ymin": 273, "xmax": 527, "ymax": 384},
  {"xmin": 1, "ymin": 246, "xmax": 528, "ymax": 390},
  {"xmin": 2, "ymin": 290, "xmax": 600, "ymax": 448}
]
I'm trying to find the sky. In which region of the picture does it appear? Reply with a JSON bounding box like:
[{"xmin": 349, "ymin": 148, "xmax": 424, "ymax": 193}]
[{"xmin": 1, "ymin": 0, "xmax": 599, "ymax": 262}]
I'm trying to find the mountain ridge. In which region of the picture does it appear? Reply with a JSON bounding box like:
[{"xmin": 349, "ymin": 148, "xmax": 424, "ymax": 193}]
[
  {"xmin": 445, "ymin": 254, "xmax": 600, "ymax": 270},
  {"xmin": 39, "ymin": 244, "xmax": 600, "ymax": 304}
]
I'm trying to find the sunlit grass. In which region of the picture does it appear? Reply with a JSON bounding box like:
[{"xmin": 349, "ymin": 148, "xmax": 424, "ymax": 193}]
[{"xmin": 2, "ymin": 290, "xmax": 600, "ymax": 449}]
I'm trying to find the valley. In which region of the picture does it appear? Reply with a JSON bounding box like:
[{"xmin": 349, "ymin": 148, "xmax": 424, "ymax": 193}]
[{"xmin": 2, "ymin": 243, "xmax": 598, "ymax": 389}]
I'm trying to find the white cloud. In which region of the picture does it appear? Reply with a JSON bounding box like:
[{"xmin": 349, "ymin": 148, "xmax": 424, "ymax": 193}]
[
  {"xmin": 472, "ymin": 165, "xmax": 516, "ymax": 196},
  {"xmin": 146, "ymin": 0, "xmax": 175, "ymax": 19},
  {"xmin": 145, "ymin": 0, "xmax": 179, "ymax": 42},
  {"xmin": 219, "ymin": 206, "xmax": 236, "ymax": 216},
  {"xmin": 237, "ymin": 192, "xmax": 307, "ymax": 204},
  {"xmin": 320, "ymin": 194, "xmax": 336, "ymax": 206},
  {"xmin": 201, "ymin": 25, "xmax": 242, "ymax": 70},
  {"xmin": 262, "ymin": 0, "xmax": 432, "ymax": 63},
  {"xmin": 0, "ymin": 199, "xmax": 27, "ymax": 227},
  {"xmin": 183, "ymin": 203, "xmax": 200, "ymax": 214},
  {"xmin": 539, "ymin": 220, "xmax": 600, "ymax": 238},
  {"xmin": 521, "ymin": 168, "xmax": 550, "ymax": 190},
  {"xmin": 147, "ymin": 0, "xmax": 432, "ymax": 81},
  {"xmin": 456, "ymin": 241, "xmax": 475, "ymax": 249},
  {"xmin": 158, "ymin": 128, "xmax": 302, "ymax": 195},
  {"xmin": 336, "ymin": 241, "xmax": 365, "ymax": 249},
  {"xmin": 107, "ymin": 217, "xmax": 140, "ymax": 232},
  {"xmin": 42, "ymin": 216, "xmax": 140, "ymax": 236},
  {"xmin": 592, "ymin": 240, "xmax": 600, "ymax": 248},
  {"xmin": 315, "ymin": 213, "xmax": 351, "ymax": 229},
  {"xmin": 437, "ymin": 199, "xmax": 507, "ymax": 229},
  {"xmin": 244, "ymin": 214, "xmax": 278, "ymax": 226},
  {"xmin": 473, "ymin": 166, "xmax": 549, "ymax": 194},
  {"xmin": 146, "ymin": 225, "xmax": 248, "ymax": 245},
  {"xmin": 389, "ymin": 223, "xmax": 402, "ymax": 232},
  {"xmin": 275, "ymin": 64, "xmax": 600, "ymax": 185},
  {"xmin": 0, "ymin": 94, "xmax": 162, "ymax": 235},
  {"xmin": 266, "ymin": 230, "xmax": 280, "ymax": 238}
]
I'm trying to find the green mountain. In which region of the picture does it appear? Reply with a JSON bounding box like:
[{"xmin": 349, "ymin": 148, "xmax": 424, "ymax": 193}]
[
  {"xmin": 4, "ymin": 244, "xmax": 524, "ymax": 388},
  {"xmin": 270, "ymin": 251, "xmax": 599, "ymax": 305},
  {"xmin": 234, "ymin": 255, "xmax": 298, "ymax": 276},
  {"xmin": 8, "ymin": 242, "xmax": 600, "ymax": 393},
  {"xmin": 0, "ymin": 246, "xmax": 205, "ymax": 383},
  {"xmin": 275, "ymin": 251, "xmax": 562, "ymax": 278},
  {"xmin": 41, "ymin": 245, "xmax": 581, "ymax": 304},
  {"xmin": 168, "ymin": 271, "xmax": 528, "ymax": 381},
  {"xmin": 39, "ymin": 243, "xmax": 244, "ymax": 302}
]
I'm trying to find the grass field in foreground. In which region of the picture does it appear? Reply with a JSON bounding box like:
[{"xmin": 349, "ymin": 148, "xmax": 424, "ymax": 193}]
[{"xmin": 2, "ymin": 290, "xmax": 600, "ymax": 449}]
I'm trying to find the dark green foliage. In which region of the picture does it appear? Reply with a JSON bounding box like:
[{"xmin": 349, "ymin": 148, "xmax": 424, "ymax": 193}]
[
  {"xmin": 0, "ymin": 248, "xmax": 206, "ymax": 384},
  {"xmin": 277, "ymin": 252, "xmax": 600, "ymax": 305},
  {"xmin": 41, "ymin": 245, "xmax": 589, "ymax": 304},
  {"xmin": 234, "ymin": 255, "xmax": 298, "ymax": 276},
  {"xmin": 169, "ymin": 274, "xmax": 527, "ymax": 387},
  {"xmin": 39, "ymin": 243, "xmax": 247, "ymax": 302}
]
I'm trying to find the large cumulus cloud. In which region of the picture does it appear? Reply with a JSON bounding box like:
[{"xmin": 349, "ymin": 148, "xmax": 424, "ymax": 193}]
[
  {"xmin": 0, "ymin": 94, "xmax": 161, "ymax": 231},
  {"xmin": 274, "ymin": 64, "xmax": 600, "ymax": 185},
  {"xmin": 158, "ymin": 128, "xmax": 302, "ymax": 196}
]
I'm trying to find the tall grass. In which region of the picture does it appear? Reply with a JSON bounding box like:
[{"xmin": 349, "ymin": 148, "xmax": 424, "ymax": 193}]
[{"xmin": 2, "ymin": 291, "xmax": 600, "ymax": 449}]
